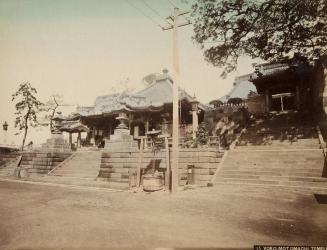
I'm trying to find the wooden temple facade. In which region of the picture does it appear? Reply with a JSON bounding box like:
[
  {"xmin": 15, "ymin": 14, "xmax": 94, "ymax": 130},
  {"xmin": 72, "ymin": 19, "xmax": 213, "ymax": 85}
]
[
  {"xmin": 56, "ymin": 70, "xmax": 205, "ymax": 148},
  {"xmin": 251, "ymin": 56, "xmax": 318, "ymax": 113}
]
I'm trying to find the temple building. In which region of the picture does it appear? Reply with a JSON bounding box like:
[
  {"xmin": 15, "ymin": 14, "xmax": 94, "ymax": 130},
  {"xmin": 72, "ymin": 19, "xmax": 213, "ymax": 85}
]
[
  {"xmin": 251, "ymin": 55, "xmax": 319, "ymax": 113},
  {"xmin": 57, "ymin": 69, "xmax": 206, "ymax": 148},
  {"xmin": 208, "ymin": 54, "xmax": 323, "ymax": 115}
]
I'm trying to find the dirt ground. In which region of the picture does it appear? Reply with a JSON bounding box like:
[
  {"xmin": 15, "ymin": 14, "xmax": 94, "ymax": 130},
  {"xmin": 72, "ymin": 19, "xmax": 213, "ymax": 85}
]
[{"xmin": 0, "ymin": 180, "xmax": 326, "ymax": 249}]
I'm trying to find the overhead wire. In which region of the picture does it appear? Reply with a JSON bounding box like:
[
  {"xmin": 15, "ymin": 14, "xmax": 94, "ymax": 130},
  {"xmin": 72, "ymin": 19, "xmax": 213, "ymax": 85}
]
[
  {"xmin": 140, "ymin": 0, "xmax": 166, "ymax": 20},
  {"xmin": 125, "ymin": 0, "xmax": 163, "ymax": 29},
  {"xmin": 139, "ymin": 0, "xmax": 173, "ymax": 26},
  {"xmin": 167, "ymin": 0, "xmax": 177, "ymax": 8}
]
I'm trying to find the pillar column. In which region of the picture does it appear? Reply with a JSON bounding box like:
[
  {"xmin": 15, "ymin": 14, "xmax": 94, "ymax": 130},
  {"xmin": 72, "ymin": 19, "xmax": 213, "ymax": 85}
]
[
  {"xmin": 265, "ymin": 89, "xmax": 270, "ymax": 112},
  {"xmin": 133, "ymin": 126, "xmax": 139, "ymax": 138},
  {"xmin": 280, "ymin": 96, "xmax": 284, "ymax": 111},
  {"xmin": 69, "ymin": 132, "xmax": 72, "ymax": 144},
  {"xmin": 91, "ymin": 127, "xmax": 96, "ymax": 145},
  {"xmin": 296, "ymin": 86, "xmax": 300, "ymax": 110},
  {"xmin": 145, "ymin": 119, "xmax": 149, "ymax": 133},
  {"xmin": 77, "ymin": 132, "xmax": 81, "ymax": 148}
]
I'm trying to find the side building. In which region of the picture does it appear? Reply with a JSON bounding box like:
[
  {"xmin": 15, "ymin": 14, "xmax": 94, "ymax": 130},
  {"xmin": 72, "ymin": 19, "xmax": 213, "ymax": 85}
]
[{"xmin": 209, "ymin": 55, "xmax": 325, "ymax": 116}]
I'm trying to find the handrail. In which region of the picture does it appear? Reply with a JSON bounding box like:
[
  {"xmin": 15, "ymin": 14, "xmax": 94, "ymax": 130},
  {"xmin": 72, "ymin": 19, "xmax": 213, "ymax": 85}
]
[
  {"xmin": 0, "ymin": 155, "xmax": 21, "ymax": 169},
  {"xmin": 229, "ymin": 128, "xmax": 246, "ymax": 150},
  {"xmin": 137, "ymin": 135, "xmax": 222, "ymax": 149},
  {"xmin": 47, "ymin": 153, "xmax": 75, "ymax": 176},
  {"xmin": 210, "ymin": 128, "xmax": 246, "ymax": 184},
  {"xmin": 316, "ymin": 125, "xmax": 327, "ymax": 157}
]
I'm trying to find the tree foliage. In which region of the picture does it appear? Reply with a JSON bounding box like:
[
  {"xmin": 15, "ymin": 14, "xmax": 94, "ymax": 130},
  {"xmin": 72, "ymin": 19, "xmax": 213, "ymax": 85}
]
[
  {"xmin": 191, "ymin": 0, "xmax": 327, "ymax": 77},
  {"xmin": 11, "ymin": 83, "xmax": 43, "ymax": 150}
]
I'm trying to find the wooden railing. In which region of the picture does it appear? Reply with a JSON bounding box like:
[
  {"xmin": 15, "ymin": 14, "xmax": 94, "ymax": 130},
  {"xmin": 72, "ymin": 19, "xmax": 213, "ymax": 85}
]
[
  {"xmin": 136, "ymin": 135, "xmax": 221, "ymax": 150},
  {"xmin": 316, "ymin": 125, "xmax": 327, "ymax": 157}
]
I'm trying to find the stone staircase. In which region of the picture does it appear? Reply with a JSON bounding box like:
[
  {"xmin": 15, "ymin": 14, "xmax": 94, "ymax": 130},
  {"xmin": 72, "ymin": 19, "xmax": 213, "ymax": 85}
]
[
  {"xmin": 49, "ymin": 151, "xmax": 100, "ymax": 179},
  {"xmin": 0, "ymin": 152, "xmax": 20, "ymax": 177},
  {"xmin": 0, "ymin": 156, "xmax": 20, "ymax": 177},
  {"xmin": 214, "ymin": 111, "xmax": 327, "ymax": 190},
  {"xmin": 27, "ymin": 150, "xmax": 128, "ymax": 189},
  {"xmin": 31, "ymin": 150, "xmax": 103, "ymax": 186}
]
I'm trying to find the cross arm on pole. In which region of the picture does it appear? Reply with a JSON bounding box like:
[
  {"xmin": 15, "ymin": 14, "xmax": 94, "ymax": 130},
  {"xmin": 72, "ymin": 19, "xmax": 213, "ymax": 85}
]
[{"xmin": 161, "ymin": 20, "xmax": 191, "ymax": 31}]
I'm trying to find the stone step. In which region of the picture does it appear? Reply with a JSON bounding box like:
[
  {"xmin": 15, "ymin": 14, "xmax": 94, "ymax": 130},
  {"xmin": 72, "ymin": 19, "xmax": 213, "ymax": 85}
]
[
  {"xmin": 215, "ymin": 177, "xmax": 327, "ymax": 187},
  {"xmin": 220, "ymin": 169, "xmax": 323, "ymax": 176},
  {"xmin": 28, "ymin": 176, "xmax": 128, "ymax": 190},
  {"xmin": 54, "ymin": 166, "xmax": 100, "ymax": 170},
  {"xmin": 224, "ymin": 163, "xmax": 323, "ymax": 167},
  {"xmin": 212, "ymin": 181, "xmax": 327, "ymax": 192},
  {"xmin": 97, "ymin": 177, "xmax": 129, "ymax": 183},
  {"xmin": 224, "ymin": 161, "xmax": 323, "ymax": 165},
  {"xmin": 51, "ymin": 173, "xmax": 98, "ymax": 178},
  {"xmin": 229, "ymin": 149, "xmax": 323, "ymax": 153},
  {"xmin": 241, "ymin": 133, "xmax": 317, "ymax": 138},
  {"xmin": 221, "ymin": 167, "xmax": 323, "ymax": 172},
  {"xmin": 224, "ymin": 159, "xmax": 323, "ymax": 163},
  {"xmin": 236, "ymin": 145, "xmax": 321, "ymax": 149},
  {"xmin": 48, "ymin": 151, "xmax": 102, "ymax": 180},
  {"xmin": 224, "ymin": 160, "xmax": 323, "ymax": 164},
  {"xmin": 46, "ymin": 175, "xmax": 97, "ymax": 180},
  {"xmin": 218, "ymin": 174, "xmax": 327, "ymax": 182}
]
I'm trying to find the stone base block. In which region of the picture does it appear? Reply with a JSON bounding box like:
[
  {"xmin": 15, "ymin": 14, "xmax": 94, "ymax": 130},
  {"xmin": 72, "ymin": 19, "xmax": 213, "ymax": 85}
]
[
  {"xmin": 41, "ymin": 134, "xmax": 71, "ymax": 152},
  {"xmin": 104, "ymin": 139, "xmax": 138, "ymax": 152}
]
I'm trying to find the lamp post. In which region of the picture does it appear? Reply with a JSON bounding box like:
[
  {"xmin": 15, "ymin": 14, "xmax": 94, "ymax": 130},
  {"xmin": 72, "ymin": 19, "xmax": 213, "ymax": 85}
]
[{"xmin": 2, "ymin": 121, "xmax": 8, "ymax": 145}]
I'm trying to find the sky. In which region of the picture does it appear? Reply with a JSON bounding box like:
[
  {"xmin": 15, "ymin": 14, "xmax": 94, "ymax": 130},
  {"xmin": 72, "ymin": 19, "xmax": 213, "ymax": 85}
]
[{"xmin": 0, "ymin": 0, "xmax": 257, "ymax": 145}]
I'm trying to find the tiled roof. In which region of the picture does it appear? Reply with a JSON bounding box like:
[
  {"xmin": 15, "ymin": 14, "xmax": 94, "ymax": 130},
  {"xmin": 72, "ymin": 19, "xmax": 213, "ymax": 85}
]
[
  {"xmin": 59, "ymin": 120, "xmax": 89, "ymax": 133},
  {"xmin": 75, "ymin": 71, "xmax": 206, "ymax": 117}
]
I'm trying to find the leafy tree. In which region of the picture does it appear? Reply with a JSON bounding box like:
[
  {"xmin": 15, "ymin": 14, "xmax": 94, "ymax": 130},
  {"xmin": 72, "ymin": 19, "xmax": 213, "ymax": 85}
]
[
  {"xmin": 191, "ymin": 0, "xmax": 327, "ymax": 77},
  {"xmin": 196, "ymin": 123, "xmax": 209, "ymax": 145},
  {"xmin": 12, "ymin": 83, "xmax": 43, "ymax": 150}
]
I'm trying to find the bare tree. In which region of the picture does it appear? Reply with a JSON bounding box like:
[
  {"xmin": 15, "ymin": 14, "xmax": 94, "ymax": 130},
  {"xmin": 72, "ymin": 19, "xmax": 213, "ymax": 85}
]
[
  {"xmin": 42, "ymin": 94, "xmax": 64, "ymax": 132},
  {"xmin": 12, "ymin": 83, "xmax": 43, "ymax": 150}
]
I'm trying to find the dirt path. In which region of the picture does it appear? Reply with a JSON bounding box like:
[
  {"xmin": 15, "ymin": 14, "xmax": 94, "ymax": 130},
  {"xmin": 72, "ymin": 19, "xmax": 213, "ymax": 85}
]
[{"xmin": 0, "ymin": 181, "xmax": 326, "ymax": 249}]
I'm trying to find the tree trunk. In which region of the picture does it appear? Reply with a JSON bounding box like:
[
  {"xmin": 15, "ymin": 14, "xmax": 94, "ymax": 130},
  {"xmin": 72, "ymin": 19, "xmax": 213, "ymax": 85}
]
[
  {"xmin": 50, "ymin": 109, "xmax": 55, "ymax": 132},
  {"xmin": 323, "ymin": 67, "xmax": 327, "ymax": 116},
  {"xmin": 21, "ymin": 112, "xmax": 29, "ymax": 151},
  {"xmin": 21, "ymin": 126, "xmax": 28, "ymax": 151}
]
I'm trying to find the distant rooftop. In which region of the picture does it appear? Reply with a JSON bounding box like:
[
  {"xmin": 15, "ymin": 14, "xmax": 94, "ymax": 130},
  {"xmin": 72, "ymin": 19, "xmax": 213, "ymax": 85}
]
[{"xmin": 218, "ymin": 74, "xmax": 257, "ymax": 103}]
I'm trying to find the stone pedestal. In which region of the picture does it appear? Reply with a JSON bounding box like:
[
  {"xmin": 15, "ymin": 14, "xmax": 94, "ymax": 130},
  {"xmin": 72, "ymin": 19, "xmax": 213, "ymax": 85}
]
[
  {"xmin": 104, "ymin": 128, "xmax": 138, "ymax": 152},
  {"xmin": 42, "ymin": 133, "xmax": 71, "ymax": 152},
  {"xmin": 104, "ymin": 112, "xmax": 139, "ymax": 152}
]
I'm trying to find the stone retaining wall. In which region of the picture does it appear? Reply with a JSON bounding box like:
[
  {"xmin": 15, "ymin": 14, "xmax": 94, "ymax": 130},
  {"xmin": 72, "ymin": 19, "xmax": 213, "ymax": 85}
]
[
  {"xmin": 99, "ymin": 149, "xmax": 224, "ymax": 187},
  {"xmin": 0, "ymin": 152, "xmax": 20, "ymax": 166},
  {"xmin": 20, "ymin": 151, "xmax": 72, "ymax": 175},
  {"xmin": 177, "ymin": 149, "xmax": 224, "ymax": 186}
]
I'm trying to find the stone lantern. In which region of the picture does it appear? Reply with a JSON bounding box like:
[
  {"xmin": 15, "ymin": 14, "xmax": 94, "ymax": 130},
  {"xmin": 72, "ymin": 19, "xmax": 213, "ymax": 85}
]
[
  {"xmin": 116, "ymin": 111, "xmax": 129, "ymax": 130},
  {"xmin": 2, "ymin": 121, "xmax": 8, "ymax": 145},
  {"xmin": 105, "ymin": 110, "xmax": 138, "ymax": 151},
  {"xmin": 2, "ymin": 121, "xmax": 8, "ymax": 131},
  {"xmin": 190, "ymin": 97, "xmax": 200, "ymax": 139}
]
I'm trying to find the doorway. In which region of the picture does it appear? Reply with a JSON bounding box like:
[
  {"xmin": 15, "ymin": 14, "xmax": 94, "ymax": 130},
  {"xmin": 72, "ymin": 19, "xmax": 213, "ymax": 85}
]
[{"xmin": 271, "ymin": 93, "xmax": 295, "ymax": 111}]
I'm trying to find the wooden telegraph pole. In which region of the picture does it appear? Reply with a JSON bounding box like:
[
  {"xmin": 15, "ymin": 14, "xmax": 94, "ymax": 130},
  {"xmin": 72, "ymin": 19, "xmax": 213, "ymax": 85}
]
[{"xmin": 162, "ymin": 8, "xmax": 191, "ymax": 193}]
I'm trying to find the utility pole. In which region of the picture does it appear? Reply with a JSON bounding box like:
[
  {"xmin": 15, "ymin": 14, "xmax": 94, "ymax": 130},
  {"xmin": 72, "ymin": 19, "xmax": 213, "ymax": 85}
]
[{"xmin": 162, "ymin": 8, "xmax": 191, "ymax": 193}]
